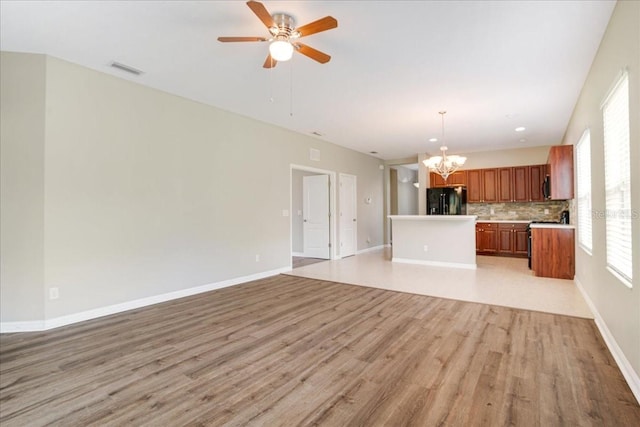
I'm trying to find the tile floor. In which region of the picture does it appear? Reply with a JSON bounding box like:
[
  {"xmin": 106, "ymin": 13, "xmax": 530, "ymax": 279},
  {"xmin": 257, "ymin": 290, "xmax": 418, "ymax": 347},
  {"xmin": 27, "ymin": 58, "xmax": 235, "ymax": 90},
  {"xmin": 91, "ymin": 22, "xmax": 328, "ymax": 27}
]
[{"xmin": 287, "ymin": 247, "xmax": 593, "ymax": 319}]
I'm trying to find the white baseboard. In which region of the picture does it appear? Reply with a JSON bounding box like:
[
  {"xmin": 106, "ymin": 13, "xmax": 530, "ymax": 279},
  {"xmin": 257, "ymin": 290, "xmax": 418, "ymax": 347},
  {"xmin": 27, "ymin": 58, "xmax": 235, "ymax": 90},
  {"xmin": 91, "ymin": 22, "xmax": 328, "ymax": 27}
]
[
  {"xmin": 292, "ymin": 252, "xmax": 305, "ymax": 257},
  {"xmin": 0, "ymin": 320, "xmax": 46, "ymax": 333},
  {"xmin": 574, "ymin": 277, "xmax": 640, "ymax": 404},
  {"xmin": 0, "ymin": 266, "xmax": 291, "ymax": 333},
  {"xmin": 392, "ymin": 257, "xmax": 477, "ymax": 270},
  {"xmin": 356, "ymin": 244, "xmax": 388, "ymax": 255}
]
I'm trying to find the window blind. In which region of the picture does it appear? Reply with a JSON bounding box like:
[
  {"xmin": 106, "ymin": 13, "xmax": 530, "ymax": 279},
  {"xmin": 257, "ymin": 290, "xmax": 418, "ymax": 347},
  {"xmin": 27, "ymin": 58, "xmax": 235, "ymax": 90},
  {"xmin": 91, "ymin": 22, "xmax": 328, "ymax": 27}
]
[
  {"xmin": 602, "ymin": 72, "xmax": 632, "ymax": 287},
  {"xmin": 576, "ymin": 130, "xmax": 592, "ymax": 252}
]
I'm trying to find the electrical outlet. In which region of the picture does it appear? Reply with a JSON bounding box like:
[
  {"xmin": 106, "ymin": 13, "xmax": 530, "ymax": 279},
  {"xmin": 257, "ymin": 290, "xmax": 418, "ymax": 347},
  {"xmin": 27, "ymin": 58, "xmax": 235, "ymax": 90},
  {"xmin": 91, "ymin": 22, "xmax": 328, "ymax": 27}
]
[
  {"xmin": 490, "ymin": 209, "xmax": 495, "ymax": 215},
  {"xmin": 49, "ymin": 287, "xmax": 59, "ymax": 300},
  {"xmin": 282, "ymin": 209, "xmax": 289, "ymax": 217},
  {"xmin": 544, "ymin": 209, "xmax": 549, "ymax": 214},
  {"xmin": 423, "ymin": 245, "xmax": 429, "ymax": 252},
  {"xmin": 255, "ymin": 254, "xmax": 260, "ymax": 262}
]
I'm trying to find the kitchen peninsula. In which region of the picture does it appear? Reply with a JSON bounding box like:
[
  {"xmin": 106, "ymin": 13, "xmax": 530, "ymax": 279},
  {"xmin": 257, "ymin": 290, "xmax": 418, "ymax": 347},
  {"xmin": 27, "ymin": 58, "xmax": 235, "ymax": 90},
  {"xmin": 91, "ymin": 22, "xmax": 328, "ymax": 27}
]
[{"xmin": 389, "ymin": 215, "xmax": 478, "ymax": 269}]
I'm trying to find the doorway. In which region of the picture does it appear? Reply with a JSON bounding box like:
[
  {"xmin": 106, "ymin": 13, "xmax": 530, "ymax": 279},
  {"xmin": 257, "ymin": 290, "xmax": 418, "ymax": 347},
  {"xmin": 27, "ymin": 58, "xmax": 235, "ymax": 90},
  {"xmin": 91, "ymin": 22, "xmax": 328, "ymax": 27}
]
[
  {"xmin": 339, "ymin": 173, "xmax": 357, "ymax": 258},
  {"xmin": 290, "ymin": 165, "xmax": 337, "ymax": 267},
  {"xmin": 388, "ymin": 163, "xmax": 419, "ymax": 244},
  {"xmin": 303, "ymin": 174, "xmax": 330, "ymax": 259}
]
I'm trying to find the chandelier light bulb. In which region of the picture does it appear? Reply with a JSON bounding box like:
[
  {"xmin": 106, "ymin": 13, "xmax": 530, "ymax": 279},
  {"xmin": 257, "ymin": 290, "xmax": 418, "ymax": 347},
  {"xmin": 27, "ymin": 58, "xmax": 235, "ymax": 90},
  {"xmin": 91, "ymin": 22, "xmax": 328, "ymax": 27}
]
[{"xmin": 269, "ymin": 40, "xmax": 294, "ymax": 61}]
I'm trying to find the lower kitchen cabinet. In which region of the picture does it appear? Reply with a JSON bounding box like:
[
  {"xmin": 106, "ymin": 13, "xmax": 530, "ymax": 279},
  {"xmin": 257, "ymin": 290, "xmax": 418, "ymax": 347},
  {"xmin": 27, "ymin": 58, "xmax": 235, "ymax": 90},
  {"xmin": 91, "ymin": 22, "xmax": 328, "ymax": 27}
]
[
  {"xmin": 478, "ymin": 222, "xmax": 527, "ymax": 258},
  {"xmin": 476, "ymin": 222, "xmax": 498, "ymax": 254},
  {"xmin": 531, "ymin": 226, "xmax": 575, "ymax": 279},
  {"xmin": 497, "ymin": 223, "xmax": 528, "ymax": 257}
]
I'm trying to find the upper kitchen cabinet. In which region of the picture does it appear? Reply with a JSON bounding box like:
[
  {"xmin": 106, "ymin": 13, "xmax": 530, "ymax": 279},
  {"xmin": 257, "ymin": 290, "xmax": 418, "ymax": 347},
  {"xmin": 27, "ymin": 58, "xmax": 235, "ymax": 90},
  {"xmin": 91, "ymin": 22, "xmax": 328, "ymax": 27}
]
[
  {"xmin": 467, "ymin": 169, "xmax": 497, "ymax": 203},
  {"xmin": 547, "ymin": 145, "xmax": 574, "ymax": 200},
  {"xmin": 430, "ymin": 171, "xmax": 466, "ymax": 188},
  {"xmin": 529, "ymin": 164, "xmax": 547, "ymax": 202},
  {"xmin": 498, "ymin": 166, "xmax": 530, "ymax": 202}
]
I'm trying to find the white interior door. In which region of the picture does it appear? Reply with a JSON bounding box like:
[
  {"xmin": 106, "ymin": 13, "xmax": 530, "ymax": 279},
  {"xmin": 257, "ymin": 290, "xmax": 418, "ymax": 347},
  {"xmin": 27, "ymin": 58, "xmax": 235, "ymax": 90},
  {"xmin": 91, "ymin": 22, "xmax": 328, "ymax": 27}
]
[
  {"xmin": 303, "ymin": 174, "xmax": 330, "ymax": 259},
  {"xmin": 339, "ymin": 173, "xmax": 357, "ymax": 257}
]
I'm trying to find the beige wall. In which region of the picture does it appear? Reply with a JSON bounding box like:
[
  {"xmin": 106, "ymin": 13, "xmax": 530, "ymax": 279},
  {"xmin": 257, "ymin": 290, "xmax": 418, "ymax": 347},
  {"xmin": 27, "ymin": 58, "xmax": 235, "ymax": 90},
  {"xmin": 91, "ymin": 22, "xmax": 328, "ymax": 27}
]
[
  {"xmin": 0, "ymin": 52, "xmax": 384, "ymax": 323},
  {"xmin": 0, "ymin": 53, "xmax": 46, "ymax": 322},
  {"xmin": 562, "ymin": 1, "xmax": 639, "ymax": 378}
]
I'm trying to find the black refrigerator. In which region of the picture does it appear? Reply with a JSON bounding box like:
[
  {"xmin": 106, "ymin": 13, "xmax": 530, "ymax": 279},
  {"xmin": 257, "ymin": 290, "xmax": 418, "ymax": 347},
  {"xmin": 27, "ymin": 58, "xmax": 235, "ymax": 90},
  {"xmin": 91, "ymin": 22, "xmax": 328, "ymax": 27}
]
[{"xmin": 427, "ymin": 187, "xmax": 467, "ymax": 215}]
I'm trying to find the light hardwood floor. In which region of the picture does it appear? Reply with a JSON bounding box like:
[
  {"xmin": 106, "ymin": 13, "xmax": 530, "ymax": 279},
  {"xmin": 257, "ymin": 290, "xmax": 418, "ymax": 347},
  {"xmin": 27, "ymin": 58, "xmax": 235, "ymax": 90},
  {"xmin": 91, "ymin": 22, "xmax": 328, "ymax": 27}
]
[{"xmin": 1, "ymin": 275, "xmax": 638, "ymax": 426}]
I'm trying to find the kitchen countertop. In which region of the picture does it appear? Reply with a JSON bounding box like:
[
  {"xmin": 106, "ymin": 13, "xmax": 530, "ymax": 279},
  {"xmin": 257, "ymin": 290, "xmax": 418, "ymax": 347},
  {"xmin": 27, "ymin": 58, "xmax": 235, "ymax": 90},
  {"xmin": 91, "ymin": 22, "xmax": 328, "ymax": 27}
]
[
  {"xmin": 475, "ymin": 220, "xmax": 531, "ymax": 224},
  {"xmin": 529, "ymin": 223, "xmax": 575, "ymax": 229},
  {"xmin": 389, "ymin": 215, "xmax": 478, "ymax": 221}
]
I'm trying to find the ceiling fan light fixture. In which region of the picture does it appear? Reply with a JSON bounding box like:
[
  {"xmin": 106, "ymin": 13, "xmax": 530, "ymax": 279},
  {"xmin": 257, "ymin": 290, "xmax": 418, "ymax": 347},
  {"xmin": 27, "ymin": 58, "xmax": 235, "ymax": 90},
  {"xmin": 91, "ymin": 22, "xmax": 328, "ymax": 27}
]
[{"xmin": 269, "ymin": 40, "xmax": 294, "ymax": 61}]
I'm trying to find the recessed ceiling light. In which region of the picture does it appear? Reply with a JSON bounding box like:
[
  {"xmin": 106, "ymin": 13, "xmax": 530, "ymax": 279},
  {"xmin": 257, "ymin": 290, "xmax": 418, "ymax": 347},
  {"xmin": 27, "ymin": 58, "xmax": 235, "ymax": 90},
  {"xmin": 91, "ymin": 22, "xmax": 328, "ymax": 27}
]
[
  {"xmin": 429, "ymin": 138, "xmax": 438, "ymax": 142},
  {"xmin": 515, "ymin": 126, "xmax": 526, "ymax": 132},
  {"xmin": 519, "ymin": 138, "xmax": 527, "ymax": 143}
]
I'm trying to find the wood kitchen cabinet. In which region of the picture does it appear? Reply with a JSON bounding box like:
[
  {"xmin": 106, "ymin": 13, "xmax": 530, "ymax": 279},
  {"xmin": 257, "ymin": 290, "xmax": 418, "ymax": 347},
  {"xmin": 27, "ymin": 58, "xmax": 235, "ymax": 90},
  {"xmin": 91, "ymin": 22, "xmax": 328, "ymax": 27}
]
[
  {"xmin": 497, "ymin": 223, "xmax": 528, "ymax": 257},
  {"xmin": 430, "ymin": 171, "xmax": 466, "ymax": 188},
  {"xmin": 512, "ymin": 166, "xmax": 529, "ymax": 202},
  {"xmin": 498, "ymin": 168, "xmax": 513, "ymax": 202},
  {"xmin": 547, "ymin": 145, "xmax": 574, "ymax": 200},
  {"xmin": 482, "ymin": 169, "xmax": 498, "ymax": 202},
  {"xmin": 531, "ymin": 226, "xmax": 575, "ymax": 279},
  {"xmin": 467, "ymin": 169, "xmax": 497, "ymax": 203},
  {"xmin": 529, "ymin": 164, "xmax": 547, "ymax": 202},
  {"xmin": 498, "ymin": 166, "xmax": 535, "ymax": 203},
  {"xmin": 467, "ymin": 170, "xmax": 482, "ymax": 202},
  {"xmin": 476, "ymin": 222, "xmax": 498, "ymax": 254}
]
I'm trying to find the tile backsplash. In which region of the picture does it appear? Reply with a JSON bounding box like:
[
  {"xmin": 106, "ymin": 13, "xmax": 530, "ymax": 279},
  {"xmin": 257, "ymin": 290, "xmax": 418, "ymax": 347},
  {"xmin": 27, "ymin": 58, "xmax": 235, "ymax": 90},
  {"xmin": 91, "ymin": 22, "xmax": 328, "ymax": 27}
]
[{"xmin": 468, "ymin": 201, "xmax": 569, "ymax": 221}]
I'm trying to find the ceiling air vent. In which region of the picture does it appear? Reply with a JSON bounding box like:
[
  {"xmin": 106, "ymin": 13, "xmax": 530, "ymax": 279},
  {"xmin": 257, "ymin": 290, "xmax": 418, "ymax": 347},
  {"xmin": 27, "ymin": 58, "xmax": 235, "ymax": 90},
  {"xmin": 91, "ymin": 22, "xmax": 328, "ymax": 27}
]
[{"xmin": 109, "ymin": 61, "xmax": 144, "ymax": 76}]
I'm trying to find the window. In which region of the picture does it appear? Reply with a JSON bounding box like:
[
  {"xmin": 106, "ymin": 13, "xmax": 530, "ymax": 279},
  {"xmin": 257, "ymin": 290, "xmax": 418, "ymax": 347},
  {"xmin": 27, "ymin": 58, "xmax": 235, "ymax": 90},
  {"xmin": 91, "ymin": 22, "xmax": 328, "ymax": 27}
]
[
  {"xmin": 576, "ymin": 130, "xmax": 592, "ymax": 253},
  {"xmin": 602, "ymin": 71, "xmax": 632, "ymax": 287}
]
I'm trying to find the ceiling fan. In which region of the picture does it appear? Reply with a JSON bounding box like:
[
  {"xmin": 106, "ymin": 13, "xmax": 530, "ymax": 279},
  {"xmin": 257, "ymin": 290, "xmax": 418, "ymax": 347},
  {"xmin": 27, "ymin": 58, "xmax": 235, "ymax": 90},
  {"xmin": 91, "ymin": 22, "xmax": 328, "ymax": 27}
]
[{"xmin": 218, "ymin": 1, "xmax": 338, "ymax": 68}]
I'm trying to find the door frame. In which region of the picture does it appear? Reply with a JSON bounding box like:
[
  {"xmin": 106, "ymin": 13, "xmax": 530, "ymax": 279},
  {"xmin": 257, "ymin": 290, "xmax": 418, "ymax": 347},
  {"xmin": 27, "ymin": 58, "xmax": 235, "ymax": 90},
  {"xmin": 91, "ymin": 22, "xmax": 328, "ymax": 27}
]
[{"xmin": 290, "ymin": 164, "xmax": 338, "ymax": 262}]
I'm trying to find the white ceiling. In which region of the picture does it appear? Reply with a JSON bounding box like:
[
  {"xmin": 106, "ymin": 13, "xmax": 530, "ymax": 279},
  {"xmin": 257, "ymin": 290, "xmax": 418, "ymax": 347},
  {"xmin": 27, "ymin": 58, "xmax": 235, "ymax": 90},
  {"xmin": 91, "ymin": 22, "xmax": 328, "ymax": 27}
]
[{"xmin": 0, "ymin": 0, "xmax": 615, "ymax": 160}]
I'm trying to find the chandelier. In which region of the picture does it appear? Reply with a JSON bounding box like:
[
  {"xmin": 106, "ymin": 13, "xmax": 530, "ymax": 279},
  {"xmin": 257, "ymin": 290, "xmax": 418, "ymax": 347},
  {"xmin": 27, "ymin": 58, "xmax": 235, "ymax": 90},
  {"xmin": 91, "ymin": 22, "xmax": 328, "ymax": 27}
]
[{"xmin": 423, "ymin": 111, "xmax": 466, "ymax": 181}]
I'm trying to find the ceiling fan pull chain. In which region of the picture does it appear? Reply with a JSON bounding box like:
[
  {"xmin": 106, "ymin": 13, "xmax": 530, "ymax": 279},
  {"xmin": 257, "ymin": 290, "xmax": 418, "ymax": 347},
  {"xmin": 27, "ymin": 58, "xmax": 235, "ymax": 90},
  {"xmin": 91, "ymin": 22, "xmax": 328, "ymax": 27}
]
[
  {"xmin": 289, "ymin": 58, "xmax": 294, "ymax": 117},
  {"xmin": 269, "ymin": 57, "xmax": 274, "ymax": 103}
]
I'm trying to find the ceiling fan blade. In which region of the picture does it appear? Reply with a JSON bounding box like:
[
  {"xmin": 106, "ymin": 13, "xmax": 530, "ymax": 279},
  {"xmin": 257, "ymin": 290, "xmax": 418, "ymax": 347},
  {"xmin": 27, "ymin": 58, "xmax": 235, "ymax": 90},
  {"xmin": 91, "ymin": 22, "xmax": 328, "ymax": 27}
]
[
  {"xmin": 247, "ymin": 1, "xmax": 275, "ymax": 29},
  {"xmin": 295, "ymin": 43, "xmax": 331, "ymax": 64},
  {"xmin": 296, "ymin": 16, "xmax": 338, "ymax": 38},
  {"xmin": 217, "ymin": 36, "xmax": 268, "ymax": 42},
  {"xmin": 263, "ymin": 54, "xmax": 277, "ymax": 68}
]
